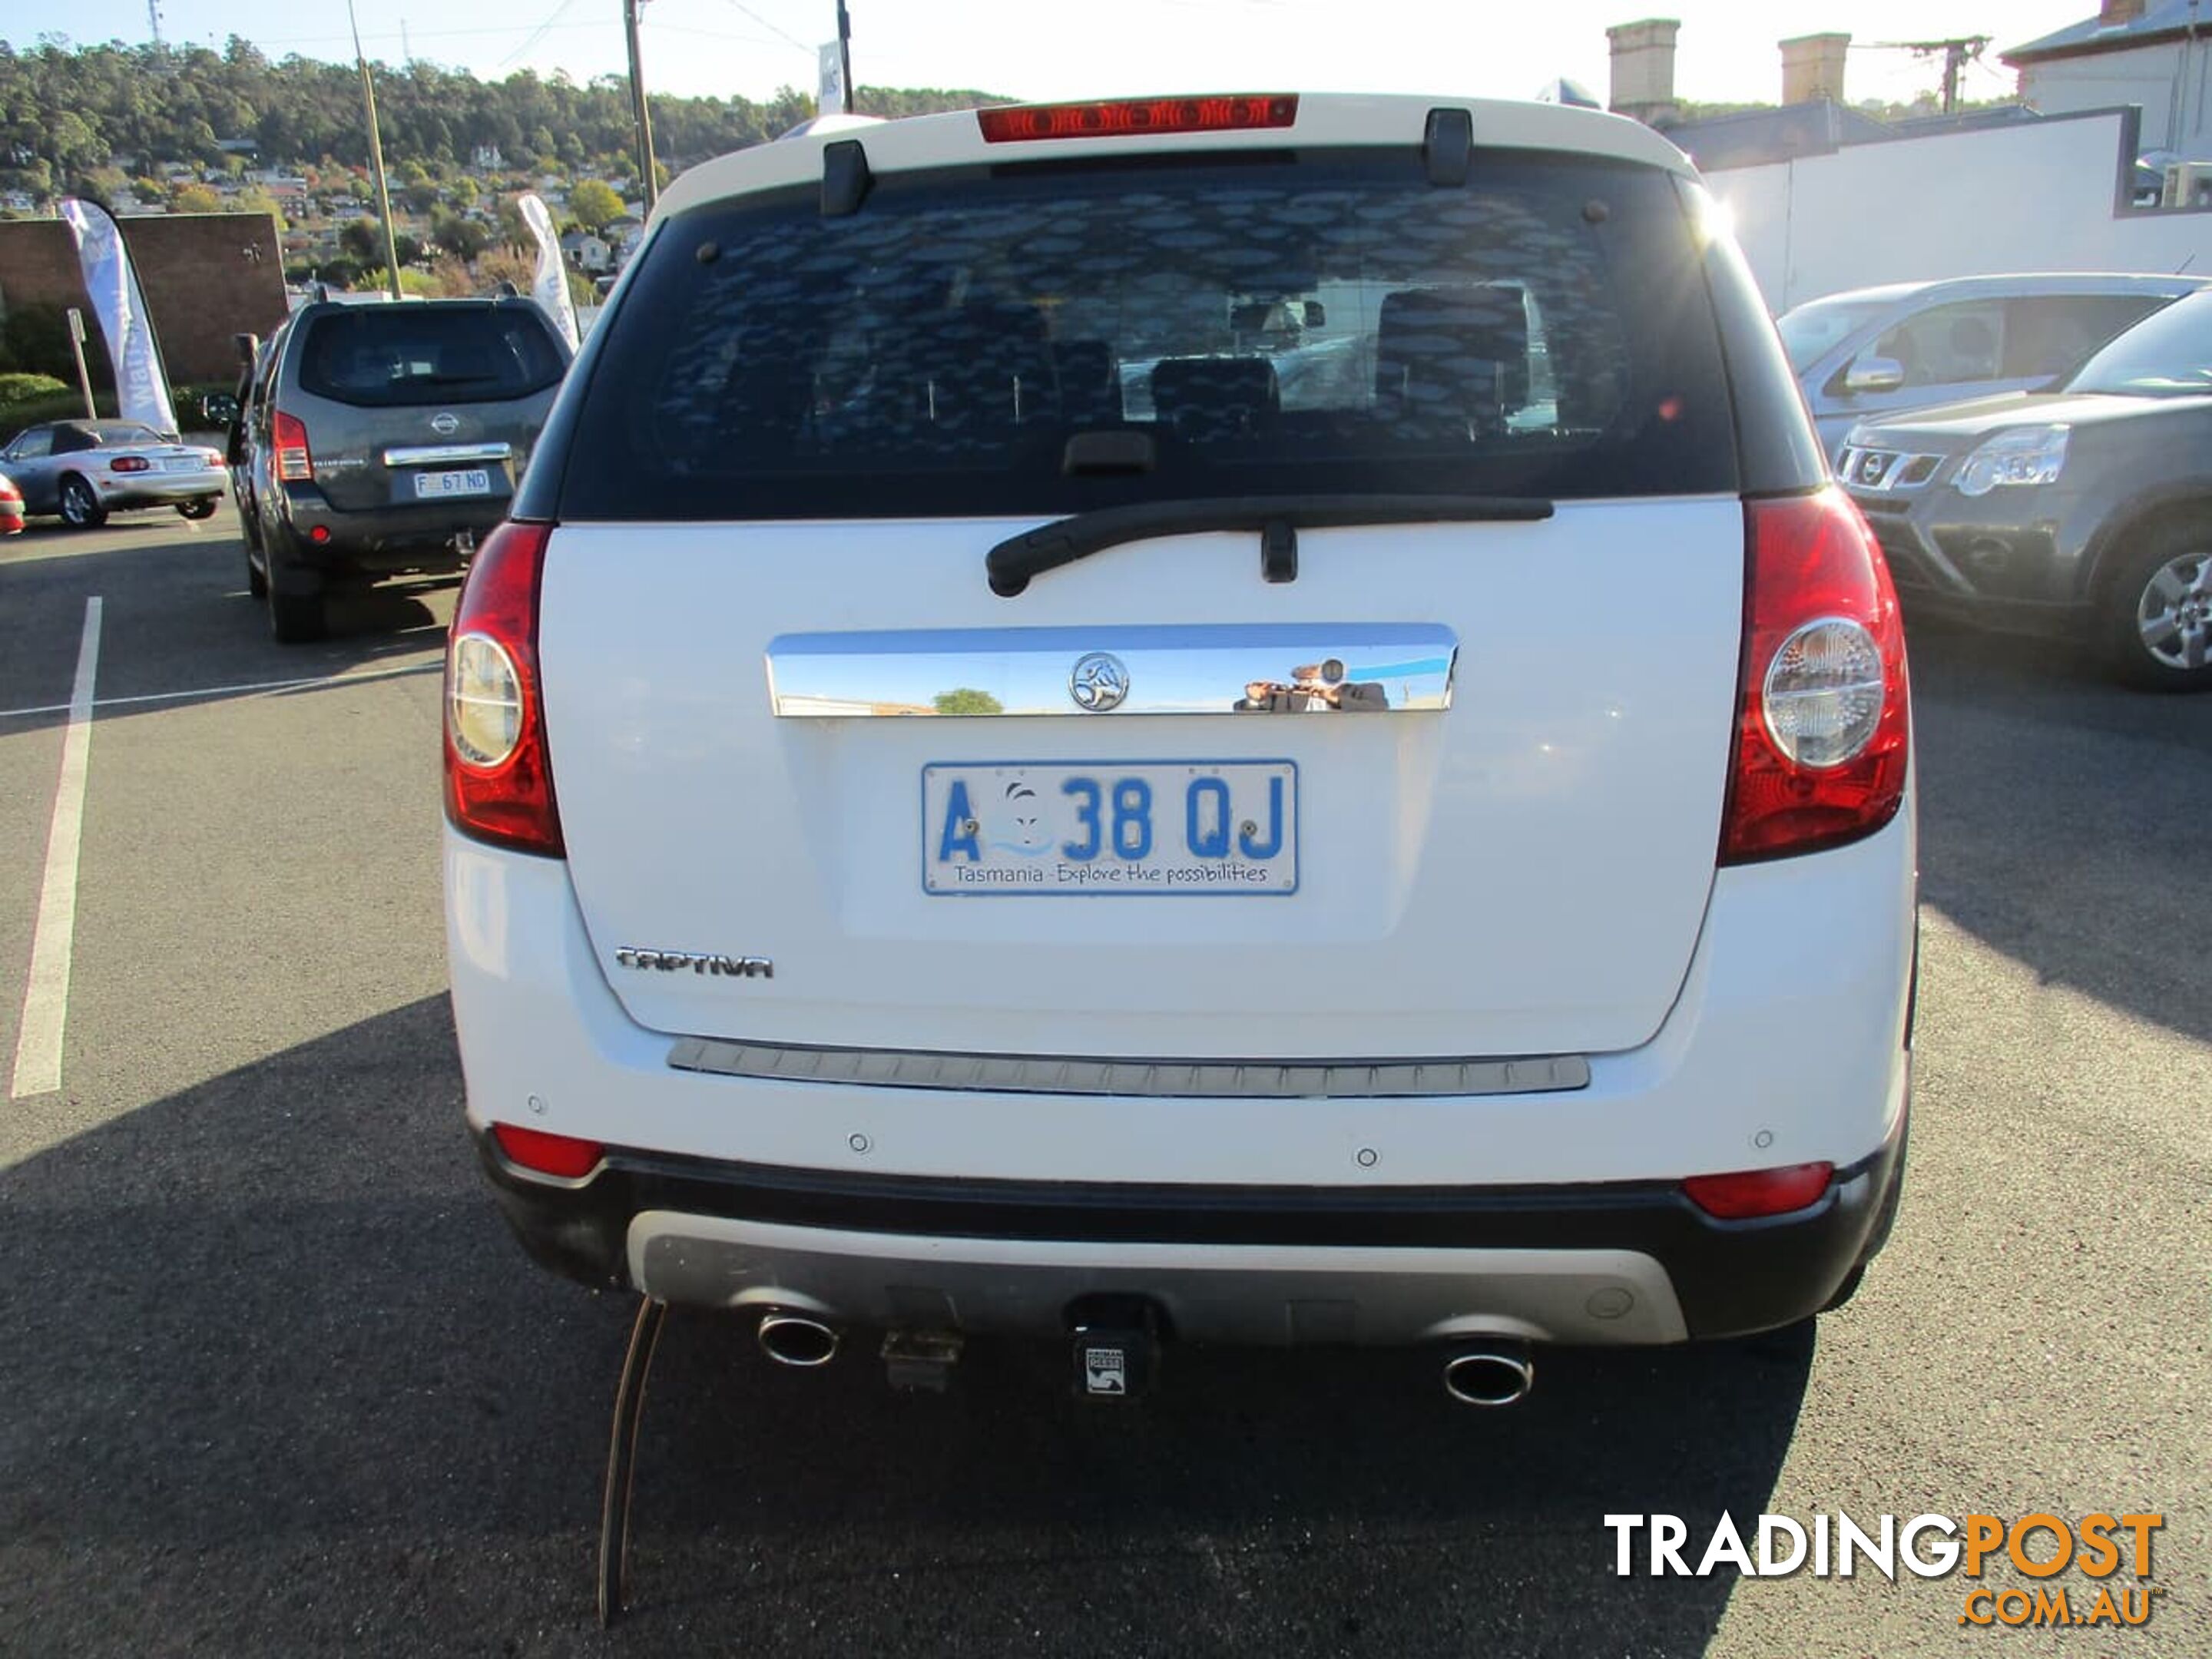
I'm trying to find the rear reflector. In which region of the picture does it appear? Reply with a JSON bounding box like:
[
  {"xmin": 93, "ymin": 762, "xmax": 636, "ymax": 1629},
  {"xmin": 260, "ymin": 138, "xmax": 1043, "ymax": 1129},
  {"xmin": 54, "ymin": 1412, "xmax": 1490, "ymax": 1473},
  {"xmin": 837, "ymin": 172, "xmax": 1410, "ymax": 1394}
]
[
  {"xmin": 979, "ymin": 95, "xmax": 1297, "ymax": 144},
  {"xmin": 1682, "ymin": 1161, "xmax": 1835, "ymax": 1220},
  {"xmin": 492, "ymin": 1123, "xmax": 604, "ymax": 1179}
]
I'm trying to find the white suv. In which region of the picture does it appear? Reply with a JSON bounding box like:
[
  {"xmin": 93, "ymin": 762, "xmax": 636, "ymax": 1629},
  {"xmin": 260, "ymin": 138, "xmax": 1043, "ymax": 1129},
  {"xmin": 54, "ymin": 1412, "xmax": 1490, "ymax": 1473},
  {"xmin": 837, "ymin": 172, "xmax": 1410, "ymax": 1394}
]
[{"xmin": 444, "ymin": 94, "xmax": 1915, "ymax": 1405}]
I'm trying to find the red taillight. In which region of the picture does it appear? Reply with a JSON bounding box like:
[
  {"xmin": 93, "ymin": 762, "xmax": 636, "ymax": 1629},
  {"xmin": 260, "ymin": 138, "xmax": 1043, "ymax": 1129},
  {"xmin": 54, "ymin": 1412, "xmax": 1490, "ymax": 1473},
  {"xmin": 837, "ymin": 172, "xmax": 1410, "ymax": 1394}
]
[
  {"xmin": 492, "ymin": 1123, "xmax": 604, "ymax": 1179},
  {"xmin": 272, "ymin": 409, "xmax": 313, "ymax": 481},
  {"xmin": 444, "ymin": 521, "xmax": 564, "ymax": 856},
  {"xmin": 109, "ymin": 455, "xmax": 151, "ymax": 473},
  {"xmin": 978, "ymin": 95, "xmax": 1298, "ymax": 144},
  {"xmin": 1719, "ymin": 490, "xmax": 1909, "ymax": 864},
  {"xmin": 1681, "ymin": 1161, "xmax": 1835, "ymax": 1220}
]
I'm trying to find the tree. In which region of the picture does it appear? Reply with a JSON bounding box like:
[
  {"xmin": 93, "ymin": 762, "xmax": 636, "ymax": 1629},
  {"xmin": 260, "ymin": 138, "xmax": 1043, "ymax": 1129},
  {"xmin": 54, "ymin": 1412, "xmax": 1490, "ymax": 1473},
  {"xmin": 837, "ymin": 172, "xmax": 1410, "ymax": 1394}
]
[
  {"xmin": 451, "ymin": 174, "xmax": 478, "ymax": 209},
  {"xmin": 428, "ymin": 205, "xmax": 486, "ymax": 261},
  {"xmin": 339, "ymin": 216, "xmax": 384, "ymax": 262},
  {"xmin": 233, "ymin": 186, "xmax": 287, "ymax": 232},
  {"xmin": 933, "ymin": 688, "xmax": 1005, "ymax": 716},
  {"xmin": 567, "ymin": 177, "xmax": 623, "ymax": 233},
  {"xmin": 173, "ymin": 182, "xmax": 222, "ymax": 214}
]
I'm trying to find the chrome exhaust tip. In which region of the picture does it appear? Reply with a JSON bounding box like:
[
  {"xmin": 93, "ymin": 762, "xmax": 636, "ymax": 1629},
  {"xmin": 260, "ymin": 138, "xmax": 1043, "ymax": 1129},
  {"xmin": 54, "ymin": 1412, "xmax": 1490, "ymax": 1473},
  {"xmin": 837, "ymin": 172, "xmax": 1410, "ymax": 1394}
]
[
  {"xmin": 757, "ymin": 1311, "xmax": 840, "ymax": 1368},
  {"xmin": 1442, "ymin": 1345, "xmax": 1535, "ymax": 1408}
]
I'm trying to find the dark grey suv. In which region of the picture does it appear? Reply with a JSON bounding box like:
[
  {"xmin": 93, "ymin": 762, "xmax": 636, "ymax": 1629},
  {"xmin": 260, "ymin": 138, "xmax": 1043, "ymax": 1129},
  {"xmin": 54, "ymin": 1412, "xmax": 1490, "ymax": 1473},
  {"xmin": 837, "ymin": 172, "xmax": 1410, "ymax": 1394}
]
[
  {"xmin": 232, "ymin": 298, "xmax": 571, "ymax": 641},
  {"xmin": 1842, "ymin": 286, "xmax": 2212, "ymax": 690}
]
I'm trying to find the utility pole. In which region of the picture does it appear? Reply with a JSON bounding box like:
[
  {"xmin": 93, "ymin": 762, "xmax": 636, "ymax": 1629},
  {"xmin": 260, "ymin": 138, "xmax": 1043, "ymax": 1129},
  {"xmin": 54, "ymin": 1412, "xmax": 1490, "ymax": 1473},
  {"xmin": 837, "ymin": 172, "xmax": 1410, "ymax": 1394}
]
[
  {"xmin": 147, "ymin": 0, "xmax": 162, "ymax": 45},
  {"xmin": 836, "ymin": 0, "xmax": 855, "ymax": 116},
  {"xmin": 1866, "ymin": 35, "xmax": 1990, "ymax": 115},
  {"xmin": 66, "ymin": 308, "xmax": 96, "ymax": 420},
  {"xmin": 348, "ymin": 0, "xmax": 406, "ymax": 300},
  {"xmin": 624, "ymin": 0, "xmax": 658, "ymax": 215},
  {"xmin": 1936, "ymin": 37, "xmax": 1982, "ymax": 115}
]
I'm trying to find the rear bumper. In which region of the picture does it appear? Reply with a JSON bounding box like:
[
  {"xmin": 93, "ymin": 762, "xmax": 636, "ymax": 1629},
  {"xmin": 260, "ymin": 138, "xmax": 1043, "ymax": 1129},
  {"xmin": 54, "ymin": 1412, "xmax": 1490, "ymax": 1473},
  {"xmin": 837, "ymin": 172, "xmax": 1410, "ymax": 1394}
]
[
  {"xmin": 1850, "ymin": 489, "xmax": 2097, "ymax": 635},
  {"xmin": 449, "ymin": 796, "xmax": 1917, "ymax": 1349},
  {"xmin": 275, "ymin": 482, "xmax": 503, "ymax": 577},
  {"xmin": 475, "ymin": 1114, "xmax": 1906, "ymax": 1343},
  {"xmin": 95, "ymin": 471, "xmax": 225, "ymax": 508}
]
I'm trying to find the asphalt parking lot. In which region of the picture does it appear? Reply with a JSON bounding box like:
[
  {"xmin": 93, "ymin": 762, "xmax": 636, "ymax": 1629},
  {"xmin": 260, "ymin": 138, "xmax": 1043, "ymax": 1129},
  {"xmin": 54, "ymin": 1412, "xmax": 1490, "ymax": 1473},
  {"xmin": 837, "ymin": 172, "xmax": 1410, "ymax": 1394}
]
[{"xmin": 0, "ymin": 512, "xmax": 2205, "ymax": 1658}]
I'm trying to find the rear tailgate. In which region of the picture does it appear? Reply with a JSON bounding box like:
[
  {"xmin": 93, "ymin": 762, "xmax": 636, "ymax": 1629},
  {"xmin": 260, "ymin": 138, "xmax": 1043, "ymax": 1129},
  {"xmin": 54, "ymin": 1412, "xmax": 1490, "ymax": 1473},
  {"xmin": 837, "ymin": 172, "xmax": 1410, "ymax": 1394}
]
[
  {"xmin": 541, "ymin": 505, "xmax": 1740, "ymax": 1058},
  {"xmin": 533, "ymin": 100, "xmax": 1752, "ymax": 1065},
  {"xmin": 290, "ymin": 303, "xmax": 565, "ymax": 513}
]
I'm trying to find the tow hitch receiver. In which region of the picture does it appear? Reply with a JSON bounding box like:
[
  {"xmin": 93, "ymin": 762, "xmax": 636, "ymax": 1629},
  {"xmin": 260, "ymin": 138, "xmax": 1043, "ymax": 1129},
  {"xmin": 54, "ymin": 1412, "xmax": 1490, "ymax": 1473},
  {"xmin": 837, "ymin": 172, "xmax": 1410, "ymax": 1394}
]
[
  {"xmin": 882, "ymin": 1329, "xmax": 964, "ymax": 1392},
  {"xmin": 1069, "ymin": 1297, "xmax": 1161, "ymax": 1400}
]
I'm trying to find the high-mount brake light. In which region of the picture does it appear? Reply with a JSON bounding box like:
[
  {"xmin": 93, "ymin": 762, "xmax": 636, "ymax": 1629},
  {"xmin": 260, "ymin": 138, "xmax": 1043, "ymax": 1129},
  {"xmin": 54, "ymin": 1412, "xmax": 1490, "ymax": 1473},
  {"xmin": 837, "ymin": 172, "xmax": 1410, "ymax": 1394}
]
[
  {"xmin": 443, "ymin": 520, "xmax": 564, "ymax": 856},
  {"xmin": 1720, "ymin": 489, "xmax": 1910, "ymax": 864},
  {"xmin": 272, "ymin": 409, "xmax": 313, "ymax": 482},
  {"xmin": 977, "ymin": 95, "xmax": 1298, "ymax": 144}
]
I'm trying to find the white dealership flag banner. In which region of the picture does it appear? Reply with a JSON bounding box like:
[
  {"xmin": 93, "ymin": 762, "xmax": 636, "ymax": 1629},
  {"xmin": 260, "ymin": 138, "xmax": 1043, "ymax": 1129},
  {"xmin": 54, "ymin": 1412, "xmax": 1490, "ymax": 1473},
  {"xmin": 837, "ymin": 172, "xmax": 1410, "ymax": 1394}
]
[
  {"xmin": 518, "ymin": 192, "xmax": 581, "ymax": 351},
  {"xmin": 58, "ymin": 197, "xmax": 177, "ymax": 435}
]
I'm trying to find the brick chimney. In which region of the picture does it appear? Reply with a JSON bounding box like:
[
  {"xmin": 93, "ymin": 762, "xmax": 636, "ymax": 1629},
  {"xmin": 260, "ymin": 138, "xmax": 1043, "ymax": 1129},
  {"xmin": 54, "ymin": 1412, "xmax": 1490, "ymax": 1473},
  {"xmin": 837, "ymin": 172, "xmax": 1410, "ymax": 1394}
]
[
  {"xmin": 2099, "ymin": 0, "xmax": 2147, "ymax": 25},
  {"xmin": 1780, "ymin": 32, "xmax": 1850, "ymax": 104},
  {"xmin": 1608, "ymin": 18, "xmax": 1681, "ymax": 124}
]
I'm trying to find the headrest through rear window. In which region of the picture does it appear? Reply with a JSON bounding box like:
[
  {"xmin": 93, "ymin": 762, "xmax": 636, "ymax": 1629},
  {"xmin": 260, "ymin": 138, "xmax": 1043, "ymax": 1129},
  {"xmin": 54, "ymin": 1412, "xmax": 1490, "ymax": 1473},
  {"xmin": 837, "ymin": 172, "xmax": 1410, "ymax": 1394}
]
[
  {"xmin": 1376, "ymin": 286, "xmax": 1531, "ymax": 432},
  {"xmin": 1150, "ymin": 356, "xmax": 1280, "ymax": 441}
]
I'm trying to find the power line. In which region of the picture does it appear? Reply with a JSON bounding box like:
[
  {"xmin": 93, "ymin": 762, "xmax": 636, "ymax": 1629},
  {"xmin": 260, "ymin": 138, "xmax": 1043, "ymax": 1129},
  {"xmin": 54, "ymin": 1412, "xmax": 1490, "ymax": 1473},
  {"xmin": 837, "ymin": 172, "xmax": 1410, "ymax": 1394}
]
[
  {"xmin": 716, "ymin": 0, "xmax": 815, "ymax": 56},
  {"xmin": 1851, "ymin": 35, "xmax": 1992, "ymax": 114},
  {"xmin": 498, "ymin": 0, "xmax": 584, "ymax": 70},
  {"xmin": 245, "ymin": 20, "xmax": 616, "ymax": 51},
  {"xmin": 645, "ymin": 22, "xmax": 790, "ymax": 49}
]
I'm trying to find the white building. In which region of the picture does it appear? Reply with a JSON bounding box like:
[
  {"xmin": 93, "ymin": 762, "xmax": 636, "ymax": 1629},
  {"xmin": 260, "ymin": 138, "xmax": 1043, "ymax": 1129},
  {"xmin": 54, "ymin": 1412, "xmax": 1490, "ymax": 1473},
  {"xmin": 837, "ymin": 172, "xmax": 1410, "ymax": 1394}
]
[
  {"xmin": 2007, "ymin": 1, "xmax": 2212, "ymax": 158},
  {"xmin": 1601, "ymin": 11, "xmax": 2212, "ymax": 310},
  {"xmin": 561, "ymin": 230, "xmax": 611, "ymax": 273}
]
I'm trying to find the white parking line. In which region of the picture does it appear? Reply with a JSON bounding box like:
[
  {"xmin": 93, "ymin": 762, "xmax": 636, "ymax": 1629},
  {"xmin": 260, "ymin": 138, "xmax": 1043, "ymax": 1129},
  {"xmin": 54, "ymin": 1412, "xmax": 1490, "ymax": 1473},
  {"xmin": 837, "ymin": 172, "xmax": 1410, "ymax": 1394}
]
[
  {"xmin": 11, "ymin": 597, "xmax": 101, "ymax": 1099},
  {"xmin": 0, "ymin": 661, "xmax": 441, "ymax": 722}
]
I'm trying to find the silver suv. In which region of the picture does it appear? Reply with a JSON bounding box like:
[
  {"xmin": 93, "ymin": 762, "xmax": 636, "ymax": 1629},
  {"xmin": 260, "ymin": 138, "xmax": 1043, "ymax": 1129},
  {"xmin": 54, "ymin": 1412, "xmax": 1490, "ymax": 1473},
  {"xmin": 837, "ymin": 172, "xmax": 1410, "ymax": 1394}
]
[
  {"xmin": 1778, "ymin": 272, "xmax": 2207, "ymax": 459},
  {"xmin": 233, "ymin": 297, "xmax": 571, "ymax": 642}
]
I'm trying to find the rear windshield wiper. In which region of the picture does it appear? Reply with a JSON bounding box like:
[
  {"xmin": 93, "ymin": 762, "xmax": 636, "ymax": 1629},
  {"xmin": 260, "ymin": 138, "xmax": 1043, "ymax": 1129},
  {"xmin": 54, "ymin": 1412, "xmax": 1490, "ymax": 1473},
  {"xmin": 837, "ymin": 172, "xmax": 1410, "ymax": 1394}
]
[{"xmin": 986, "ymin": 493, "xmax": 1555, "ymax": 596}]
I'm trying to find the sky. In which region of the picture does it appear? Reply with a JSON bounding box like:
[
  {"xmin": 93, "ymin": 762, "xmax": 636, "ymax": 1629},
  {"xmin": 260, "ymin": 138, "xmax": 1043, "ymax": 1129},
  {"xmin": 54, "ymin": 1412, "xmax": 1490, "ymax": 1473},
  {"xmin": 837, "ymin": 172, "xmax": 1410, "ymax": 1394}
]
[{"xmin": 25, "ymin": 0, "xmax": 2099, "ymax": 109}]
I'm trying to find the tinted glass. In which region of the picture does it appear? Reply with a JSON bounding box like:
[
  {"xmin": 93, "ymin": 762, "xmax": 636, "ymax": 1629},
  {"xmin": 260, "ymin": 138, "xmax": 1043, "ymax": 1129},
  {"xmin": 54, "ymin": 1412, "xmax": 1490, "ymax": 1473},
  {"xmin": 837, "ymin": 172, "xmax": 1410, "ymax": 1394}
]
[
  {"xmin": 2068, "ymin": 290, "xmax": 2212, "ymax": 396},
  {"xmin": 298, "ymin": 306, "xmax": 567, "ymax": 407},
  {"xmin": 560, "ymin": 151, "xmax": 1735, "ymax": 522},
  {"xmin": 1777, "ymin": 298, "xmax": 1892, "ymax": 373},
  {"xmin": 2002, "ymin": 295, "xmax": 2163, "ymax": 379},
  {"xmin": 1859, "ymin": 300, "xmax": 2005, "ymax": 390},
  {"xmin": 6, "ymin": 429, "xmax": 54, "ymax": 460}
]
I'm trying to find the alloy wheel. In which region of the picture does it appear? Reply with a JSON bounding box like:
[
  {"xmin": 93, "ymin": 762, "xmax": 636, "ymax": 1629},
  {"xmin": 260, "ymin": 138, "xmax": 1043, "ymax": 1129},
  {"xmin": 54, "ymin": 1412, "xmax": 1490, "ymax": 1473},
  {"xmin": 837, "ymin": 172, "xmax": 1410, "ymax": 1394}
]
[{"xmin": 2137, "ymin": 550, "xmax": 2212, "ymax": 671}]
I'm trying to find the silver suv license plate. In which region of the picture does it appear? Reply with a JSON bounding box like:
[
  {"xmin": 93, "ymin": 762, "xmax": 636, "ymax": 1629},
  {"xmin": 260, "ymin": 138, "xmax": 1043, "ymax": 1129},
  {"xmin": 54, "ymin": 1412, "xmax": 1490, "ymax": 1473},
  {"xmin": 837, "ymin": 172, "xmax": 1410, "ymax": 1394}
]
[{"xmin": 922, "ymin": 760, "xmax": 1298, "ymax": 896}]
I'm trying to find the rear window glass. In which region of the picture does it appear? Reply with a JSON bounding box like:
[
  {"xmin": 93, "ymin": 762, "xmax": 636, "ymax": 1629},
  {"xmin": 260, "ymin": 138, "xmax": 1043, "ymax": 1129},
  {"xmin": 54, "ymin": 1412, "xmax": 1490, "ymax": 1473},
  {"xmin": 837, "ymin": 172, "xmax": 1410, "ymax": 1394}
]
[
  {"xmin": 298, "ymin": 306, "xmax": 567, "ymax": 407},
  {"xmin": 559, "ymin": 151, "xmax": 1736, "ymax": 520}
]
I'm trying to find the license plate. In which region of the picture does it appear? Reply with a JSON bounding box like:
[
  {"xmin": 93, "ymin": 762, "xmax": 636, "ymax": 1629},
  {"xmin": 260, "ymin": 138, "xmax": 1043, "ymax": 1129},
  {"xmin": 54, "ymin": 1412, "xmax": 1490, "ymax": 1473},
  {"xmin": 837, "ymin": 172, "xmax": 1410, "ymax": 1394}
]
[
  {"xmin": 162, "ymin": 456, "xmax": 204, "ymax": 472},
  {"xmin": 413, "ymin": 469, "xmax": 490, "ymax": 498},
  {"xmin": 922, "ymin": 760, "xmax": 1297, "ymax": 896}
]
